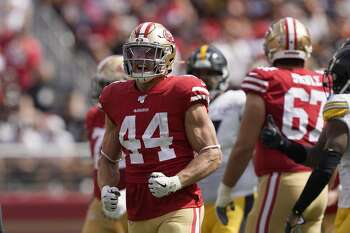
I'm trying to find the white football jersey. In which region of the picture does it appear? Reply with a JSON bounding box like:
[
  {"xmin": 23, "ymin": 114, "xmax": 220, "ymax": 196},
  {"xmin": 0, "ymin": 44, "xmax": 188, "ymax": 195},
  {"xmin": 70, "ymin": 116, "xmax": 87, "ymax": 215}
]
[
  {"xmin": 323, "ymin": 94, "xmax": 350, "ymax": 208},
  {"xmin": 198, "ymin": 90, "xmax": 257, "ymax": 202}
]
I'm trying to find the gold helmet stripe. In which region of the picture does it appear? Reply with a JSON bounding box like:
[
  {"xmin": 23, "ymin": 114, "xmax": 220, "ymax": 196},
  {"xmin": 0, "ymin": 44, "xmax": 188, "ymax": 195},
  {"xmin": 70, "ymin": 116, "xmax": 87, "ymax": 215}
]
[{"xmin": 199, "ymin": 45, "xmax": 209, "ymax": 61}]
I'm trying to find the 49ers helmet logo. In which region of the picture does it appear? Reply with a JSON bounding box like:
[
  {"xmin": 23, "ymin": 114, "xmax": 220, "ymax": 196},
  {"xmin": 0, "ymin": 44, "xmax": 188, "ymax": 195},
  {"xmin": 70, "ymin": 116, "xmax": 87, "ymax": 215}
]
[{"xmin": 163, "ymin": 29, "xmax": 175, "ymax": 43}]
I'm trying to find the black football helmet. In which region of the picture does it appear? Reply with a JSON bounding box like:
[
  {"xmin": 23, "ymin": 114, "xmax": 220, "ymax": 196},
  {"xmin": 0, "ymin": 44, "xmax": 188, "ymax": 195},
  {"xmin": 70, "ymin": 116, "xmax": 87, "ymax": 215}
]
[
  {"xmin": 187, "ymin": 45, "xmax": 229, "ymax": 92},
  {"xmin": 325, "ymin": 39, "xmax": 350, "ymax": 94}
]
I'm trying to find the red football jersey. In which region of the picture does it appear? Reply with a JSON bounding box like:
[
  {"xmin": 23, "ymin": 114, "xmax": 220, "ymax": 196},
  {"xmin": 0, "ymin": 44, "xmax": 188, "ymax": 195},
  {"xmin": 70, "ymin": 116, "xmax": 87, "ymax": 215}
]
[
  {"xmin": 99, "ymin": 75, "xmax": 208, "ymax": 221},
  {"xmin": 85, "ymin": 105, "xmax": 126, "ymax": 200},
  {"xmin": 241, "ymin": 67, "xmax": 329, "ymax": 176}
]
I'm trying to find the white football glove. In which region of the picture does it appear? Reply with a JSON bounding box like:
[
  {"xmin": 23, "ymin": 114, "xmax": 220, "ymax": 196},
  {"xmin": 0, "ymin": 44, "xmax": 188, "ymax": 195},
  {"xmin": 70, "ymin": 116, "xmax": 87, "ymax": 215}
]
[
  {"xmin": 148, "ymin": 172, "xmax": 182, "ymax": 198},
  {"xmin": 101, "ymin": 185, "xmax": 125, "ymax": 219},
  {"xmin": 215, "ymin": 182, "xmax": 234, "ymax": 225}
]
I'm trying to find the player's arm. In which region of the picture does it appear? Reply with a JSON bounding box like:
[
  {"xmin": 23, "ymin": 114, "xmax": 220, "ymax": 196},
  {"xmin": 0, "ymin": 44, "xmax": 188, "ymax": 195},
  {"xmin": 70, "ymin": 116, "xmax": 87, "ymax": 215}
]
[
  {"xmin": 177, "ymin": 103, "xmax": 222, "ymax": 187},
  {"xmin": 98, "ymin": 115, "xmax": 123, "ymax": 218},
  {"xmin": 148, "ymin": 103, "xmax": 222, "ymax": 198},
  {"xmin": 215, "ymin": 93, "xmax": 265, "ymax": 224},
  {"xmin": 98, "ymin": 115, "xmax": 122, "ymax": 188},
  {"xmin": 222, "ymin": 93, "xmax": 265, "ymax": 186},
  {"xmin": 289, "ymin": 119, "xmax": 347, "ymax": 216}
]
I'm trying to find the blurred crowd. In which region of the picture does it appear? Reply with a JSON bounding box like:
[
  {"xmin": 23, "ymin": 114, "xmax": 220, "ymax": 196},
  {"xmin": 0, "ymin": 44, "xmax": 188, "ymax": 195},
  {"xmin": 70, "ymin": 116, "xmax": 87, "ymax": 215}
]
[{"xmin": 1, "ymin": 0, "xmax": 350, "ymax": 191}]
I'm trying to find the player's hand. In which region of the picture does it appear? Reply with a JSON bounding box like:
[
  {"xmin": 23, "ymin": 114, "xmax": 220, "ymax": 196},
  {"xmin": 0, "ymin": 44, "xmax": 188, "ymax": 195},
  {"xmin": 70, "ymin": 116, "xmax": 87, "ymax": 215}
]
[
  {"xmin": 285, "ymin": 212, "xmax": 305, "ymax": 233},
  {"xmin": 148, "ymin": 172, "xmax": 182, "ymax": 198},
  {"xmin": 215, "ymin": 182, "xmax": 234, "ymax": 225},
  {"xmin": 260, "ymin": 115, "xmax": 287, "ymax": 149},
  {"xmin": 101, "ymin": 185, "xmax": 122, "ymax": 219}
]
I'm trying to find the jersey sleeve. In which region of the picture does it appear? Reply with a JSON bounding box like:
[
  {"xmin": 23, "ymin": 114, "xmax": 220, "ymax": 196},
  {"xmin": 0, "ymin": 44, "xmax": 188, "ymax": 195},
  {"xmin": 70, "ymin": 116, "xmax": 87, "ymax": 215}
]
[
  {"xmin": 182, "ymin": 75, "xmax": 210, "ymax": 111},
  {"xmin": 323, "ymin": 94, "xmax": 350, "ymax": 121},
  {"xmin": 241, "ymin": 67, "xmax": 272, "ymax": 98}
]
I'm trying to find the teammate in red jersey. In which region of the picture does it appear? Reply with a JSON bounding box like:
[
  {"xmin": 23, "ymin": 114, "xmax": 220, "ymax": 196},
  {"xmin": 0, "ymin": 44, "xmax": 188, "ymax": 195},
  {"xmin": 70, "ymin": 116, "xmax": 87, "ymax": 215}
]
[
  {"xmin": 215, "ymin": 17, "xmax": 329, "ymax": 233},
  {"xmin": 98, "ymin": 22, "xmax": 222, "ymax": 233},
  {"xmin": 82, "ymin": 55, "xmax": 128, "ymax": 233}
]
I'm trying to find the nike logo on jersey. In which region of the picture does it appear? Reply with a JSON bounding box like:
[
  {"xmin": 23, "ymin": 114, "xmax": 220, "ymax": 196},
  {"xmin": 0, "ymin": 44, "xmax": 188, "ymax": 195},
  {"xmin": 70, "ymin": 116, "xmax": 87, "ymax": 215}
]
[
  {"xmin": 138, "ymin": 95, "xmax": 147, "ymax": 103},
  {"xmin": 156, "ymin": 181, "xmax": 167, "ymax": 188}
]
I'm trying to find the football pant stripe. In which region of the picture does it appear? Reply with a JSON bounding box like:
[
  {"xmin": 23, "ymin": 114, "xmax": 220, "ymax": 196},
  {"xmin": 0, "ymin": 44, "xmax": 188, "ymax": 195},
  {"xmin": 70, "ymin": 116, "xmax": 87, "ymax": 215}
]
[
  {"xmin": 195, "ymin": 207, "xmax": 201, "ymax": 233},
  {"xmin": 191, "ymin": 207, "xmax": 197, "ymax": 233},
  {"xmin": 257, "ymin": 172, "xmax": 280, "ymax": 233},
  {"xmin": 264, "ymin": 173, "xmax": 280, "ymax": 233}
]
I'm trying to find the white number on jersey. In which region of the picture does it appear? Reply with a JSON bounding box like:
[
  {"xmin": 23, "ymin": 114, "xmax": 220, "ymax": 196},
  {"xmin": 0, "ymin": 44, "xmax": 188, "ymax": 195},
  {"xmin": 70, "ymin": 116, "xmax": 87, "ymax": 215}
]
[
  {"xmin": 282, "ymin": 88, "xmax": 326, "ymax": 142},
  {"xmin": 92, "ymin": 127, "xmax": 105, "ymax": 169},
  {"xmin": 119, "ymin": 112, "xmax": 176, "ymax": 164}
]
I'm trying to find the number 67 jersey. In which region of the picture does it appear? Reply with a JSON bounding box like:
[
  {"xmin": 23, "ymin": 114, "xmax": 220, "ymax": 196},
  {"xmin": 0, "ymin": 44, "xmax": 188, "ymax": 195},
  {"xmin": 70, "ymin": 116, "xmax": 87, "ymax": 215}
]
[
  {"xmin": 99, "ymin": 75, "xmax": 208, "ymax": 221},
  {"xmin": 241, "ymin": 67, "xmax": 329, "ymax": 176}
]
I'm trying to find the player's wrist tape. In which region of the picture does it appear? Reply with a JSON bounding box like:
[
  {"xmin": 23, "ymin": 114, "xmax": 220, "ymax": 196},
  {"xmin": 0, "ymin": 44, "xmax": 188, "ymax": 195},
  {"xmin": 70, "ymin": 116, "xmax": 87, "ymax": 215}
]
[
  {"xmin": 100, "ymin": 150, "xmax": 121, "ymax": 164},
  {"xmin": 218, "ymin": 182, "xmax": 232, "ymax": 197},
  {"xmin": 199, "ymin": 144, "xmax": 221, "ymax": 154},
  {"xmin": 170, "ymin": 175, "xmax": 182, "ymax": 192}
]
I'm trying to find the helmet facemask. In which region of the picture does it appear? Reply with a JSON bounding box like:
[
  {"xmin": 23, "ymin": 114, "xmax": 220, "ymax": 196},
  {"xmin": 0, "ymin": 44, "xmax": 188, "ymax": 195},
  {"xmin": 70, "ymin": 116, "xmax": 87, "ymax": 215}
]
[
  {"xmin": 324, "ymin": 46, "xmax": 350, "ymax": 95},
  {"xmin": 123, "ymin": 41, "xmax": 173, "ymax": 83},
  {"xmin": 187, "ymin": 45, "xmax": 229, "ymax": 94}
]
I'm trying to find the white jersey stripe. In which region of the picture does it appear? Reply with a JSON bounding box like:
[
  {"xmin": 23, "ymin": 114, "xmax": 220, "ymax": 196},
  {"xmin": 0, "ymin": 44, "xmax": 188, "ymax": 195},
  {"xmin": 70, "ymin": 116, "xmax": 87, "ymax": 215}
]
[
  {"xmin": 191, "ymin": 95, "xmax": 209, "ymax": 103},
  {"xmin": 286, "ymin": 17, "xmax": 295, "ymax": 50},
  {"xmin": 192, "ymin": 86, "xmax": 209, "ymax": 95},
  {"xmin": 241, "ymin": 83, "xmax": 266, "ymax": 93},
  {"xmin": 248, "ymin": 72, "xmax": 259, "ymax": 76},
  {"xmin": 258, "ymin": 172, "xmax": 279, "ymax": 233},
  {"xmin": 244, "ymin": 76, "xmax": 269, "ymax": 87}
]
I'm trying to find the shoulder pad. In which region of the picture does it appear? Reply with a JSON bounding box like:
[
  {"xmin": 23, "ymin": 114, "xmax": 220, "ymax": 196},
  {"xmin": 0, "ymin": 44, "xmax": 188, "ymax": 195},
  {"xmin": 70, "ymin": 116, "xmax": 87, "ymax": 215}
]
[{"xmin": 323, "ymin": 95, "xmax": 350, "ymax": 121}]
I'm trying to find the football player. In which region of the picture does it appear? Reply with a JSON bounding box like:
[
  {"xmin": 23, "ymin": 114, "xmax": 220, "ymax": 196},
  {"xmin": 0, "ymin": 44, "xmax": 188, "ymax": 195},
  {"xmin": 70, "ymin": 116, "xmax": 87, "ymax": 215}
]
[
  {"xmin": 186, "ymin": 45, "xmax": 257, "ymax": 233},
  {"xmin": 98, "ymin": 22, "xmax": 222, "ymax": 233},
  {"xmin": 215, "ymin": 17, "xmax": 329, "ymax": 233},
  {"xmin": 260, "ymin": 40, "xmax": 350, "ymax": 233},
  {"xmin": 82, "ymin": 55, "xmax": 128, "ymax": 233}
]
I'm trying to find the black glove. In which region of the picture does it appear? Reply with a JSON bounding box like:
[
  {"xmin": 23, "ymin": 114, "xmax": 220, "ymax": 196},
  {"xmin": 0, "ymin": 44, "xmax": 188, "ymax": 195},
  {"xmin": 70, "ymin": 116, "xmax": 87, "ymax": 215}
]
[
  {"xmin": 285, "ymin": 212, "xmax": 305, "ymax": 233},
  {"xmin": 215, "ymin": 202, "xmax": 235, "ymax": 225},
  {"xmin": 260, "ymin": 115, "xmax": 288, "ymax": 149}
]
